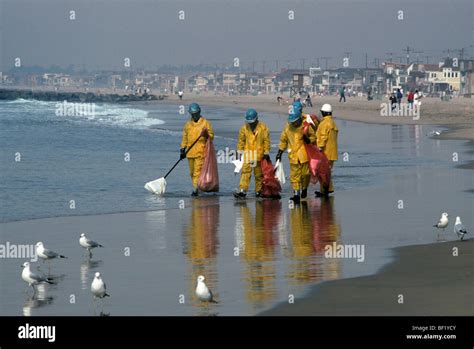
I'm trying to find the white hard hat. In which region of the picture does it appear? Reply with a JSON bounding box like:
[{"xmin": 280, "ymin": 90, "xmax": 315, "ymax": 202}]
[{"xmin": 321, "ymin": 103, "xmax": 332, "ymax": 113}]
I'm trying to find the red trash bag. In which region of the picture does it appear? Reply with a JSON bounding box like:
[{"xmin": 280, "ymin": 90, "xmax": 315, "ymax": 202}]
[
  {"xmin": 304, "ymin": 144, "xmax": 331, "ymax": 188},
  {"xmin": 197, "ymin": 138, "xmax": 219, "ymax": 192},
  {"xmin": 261, "ymin": 159, "xmax": 282, "ymax": 198}
]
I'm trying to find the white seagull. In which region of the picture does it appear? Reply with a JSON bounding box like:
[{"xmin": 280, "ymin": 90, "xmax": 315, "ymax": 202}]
[
  {"xmin": 21, "ymin": 262, "xmax": 53, "ymax": 294},
  {"xmin": 195, "ymin": 275, "xmax": 218, "ymax": 303},
  {"xmin": 79, "ymin": 233, "xmax": 104, "ymax": 257},
  {"xmin": 91, "ymin": 272, "xmax": 109, "ymax": 299},
  {"xmin": 433, "ymin": 212, "xmax": 449, "ymax": 240},
  {"xmin": 36, "ymin": 241, "xmax": 67, "ymax": 262},
  {"xmin": 454, "ymin": 216, "xmax": 469, "ymax": 241}
]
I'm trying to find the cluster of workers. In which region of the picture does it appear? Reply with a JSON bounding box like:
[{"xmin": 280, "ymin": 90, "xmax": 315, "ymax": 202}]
[{"xmin": 179, "ymin": 101, "xmax": 339, "ymax": 203}]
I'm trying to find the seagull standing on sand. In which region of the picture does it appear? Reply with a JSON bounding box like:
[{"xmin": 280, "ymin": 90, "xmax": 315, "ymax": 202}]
[
  {"xmin": 195, "ymin": 275, "xmax": 218, "ymax": 303},
  {"xmin": 35, "ymin": 242, "xmax": 67, "ymax": 271},
  {"xmin": 91, "ymin": 272, "xmax": 109, "ymax": 299},
  {"xmin": 454, "ymin": 216, "xmax": 469, "ymax": 241},
  {"xmin": 433, "ymin": 212, "xmax": 449, "ymax": 240},
  {"xmin": 21, "ymin": 262, "xmax": 53, "ymax": 295},
  {"xmin": 79, "ymin": 233, "xmax": 104, "ymax": 257}
]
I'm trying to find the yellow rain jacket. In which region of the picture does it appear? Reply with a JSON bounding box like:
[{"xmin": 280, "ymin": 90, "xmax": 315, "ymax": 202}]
[
  {"xmin": 181, "ymin": 117, "xmax": 214, "ymax": 158},
  {"xmin": 237, "ymin": 121, "xmax": 270, "ymax": 162},
  {"xmin": 279, "ymin": 123, "xmax": 316, "ymax": 164},
  {"xmin": 316, "ymin": 116, "xmax": 338, "ymax": 161}
]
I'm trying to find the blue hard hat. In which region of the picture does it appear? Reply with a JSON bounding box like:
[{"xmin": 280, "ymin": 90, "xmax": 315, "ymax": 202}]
[
  {"xmin": 245, "ymin": 108, "xmax": 258, "ymax": 123},
  {"xmin": 188, "ymin": 103, "xmax": 201, "ymax": 114},
  {"xmin": 293, "ymin": 101, "xmax": 303, "ymax": 113},
  {"xmin": 288, "ymin": 109, "xmax": 302, "ymax": 123}
]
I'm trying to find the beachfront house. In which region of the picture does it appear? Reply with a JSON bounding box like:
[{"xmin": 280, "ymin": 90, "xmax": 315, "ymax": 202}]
[
  {"xmin": 459, "ymin": 59, "xmax": 474, "ymax": 97},
  {"xmin": 421, "ymin": 58, "xmax": 461, "ymax": 94}
]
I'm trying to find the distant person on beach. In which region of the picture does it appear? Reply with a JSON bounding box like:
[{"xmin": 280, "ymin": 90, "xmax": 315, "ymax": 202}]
[
  {"xmin": 180, "ymin": 103, "xmax": 214, "ymax": 197},
  {"xmin": 389, "ymin": 93, "xmax": 397, "ymax": 111},
  {"xmin": 277, "ymin": 96, "xmax": 282, "ymax": 105},
  {"xmin": 396, "ymin": 88, "xmax": 403, "ymax": 108},
  {"xmin": 414, "ymin": 89, "xmax": 422, "ymax": 111},
  {"xmin": 339, "ymin": 86, "xmax": 346, "ymax": 103},
  {"xmin": 178, "ymin": 90, "xmax": 184, "ymax": 100},
  {"xmin": 305, "ymin": 94, "xmax": 313, "ymax": 107},
  {"xmin": 233, "ymin": 109, "xmax": 270, "ymax": 199},
  {"xmin": 407, "ymin": 90, "xmax": 414, "ymax": 108},
  {"xmin": 316, "ymin": 103, "xmax": 338, "ymax": 198}
]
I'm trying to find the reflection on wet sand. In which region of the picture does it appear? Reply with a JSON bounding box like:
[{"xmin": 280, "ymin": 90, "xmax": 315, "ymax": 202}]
[
  {"xmin": 182, "ymin": 195, "xmax": 342, "ymax": 313},
  {"xmin": 237, "ymin": 200, "xmax": 281, "ymax": 309},
  {"xmin": 287, "ymin": 198, "xmax": 341, "ymax": 287},
  {"xmin": 80, "ymin": 259, "xmax": 104, "ymax": 290},
  {"xmin": 23, "ymin": 284, "xmax": 54, "ymax": 316},
  {"xmin": 183, "ymin": 197, "xmax": 220, "ymax": 309}
]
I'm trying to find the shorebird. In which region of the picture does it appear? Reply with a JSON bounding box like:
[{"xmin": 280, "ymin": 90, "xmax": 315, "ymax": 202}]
[
  {"xmin": 433, "ymin": 212, "xmax": 449, "ymax": 241},
  {"xmin": 195, "ymin": 275, "xmax": 218, "ymax": 304},
  {"xmin": 91, "ymin": 272, "xmax": 109, "ymax": 314},
  {"xmin": 35, "ymin": 242, "xmax": 67, "ymax": 272},
  {"xmin": 79, "ymin": 233, "xmax": 104, "ymax": 257},
  {"xmin": 454, "ymin": 216, "xmax": 469, "ymax": 241},
  {"xmin": 91, "ymin": 272, "xmax": 109, "ymax": 298},
  {"xmin": 21, "ymin": 262, "xmax": 53, "ymax": 295}
]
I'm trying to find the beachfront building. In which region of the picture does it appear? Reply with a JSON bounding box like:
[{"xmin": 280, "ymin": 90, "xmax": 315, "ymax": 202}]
[
  {"xmin": 421, "ymin": 59, "xmax": 461, "ymax": 94},
  {"xmin": 459, "ymin": 59, "xmax": 474, "ymax": 97},
  {"xmin": 383, "ymin": 62, "xmax": 409, "ymax": 94}
]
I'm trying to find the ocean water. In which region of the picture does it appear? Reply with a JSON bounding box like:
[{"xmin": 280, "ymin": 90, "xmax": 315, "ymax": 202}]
[{"xmin": 0, "ymin": 99, "xmax": 445, "ymax": 222}]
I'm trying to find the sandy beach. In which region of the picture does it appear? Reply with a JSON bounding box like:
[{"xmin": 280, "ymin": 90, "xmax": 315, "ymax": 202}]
[
  {"xmin": 261, "ymin": 240, "xmax": 474, "ymax": 316},
  {"xmin": 154, "ymin": 93, "xmax": 474, "ymax": 141}
]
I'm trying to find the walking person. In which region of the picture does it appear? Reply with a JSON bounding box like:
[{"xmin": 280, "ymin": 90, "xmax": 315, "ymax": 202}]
[
  {"xmin": 339, "ymin": 86, "xmax": 346, "ymax": 103},
  {"xmin": 180, "ymin": 103, "xmax": 214, "ymax": 196},
  {"xmin": 276, "ymin": 103, "xmax": 316, "ymax": 204},
  {"xmin": 234, "ymin": 109, "xmax": 270, "ymax": 199},
  {"xmin": 315, "ymin": 104, "xmax": 338, "ymax": 198}
]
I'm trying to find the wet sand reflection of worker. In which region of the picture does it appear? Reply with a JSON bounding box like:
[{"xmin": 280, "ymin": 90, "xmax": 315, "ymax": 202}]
[
  {"xmin": 236, "ymin": 200, "xmax": 281, "ymax": 309},
  {"xmin": 183, "ymin": 197, "xmax": 220, "ymax": 307},
  {"xmin": 287, "ymin": 198, "xmax": 341, "ymax": 286}
]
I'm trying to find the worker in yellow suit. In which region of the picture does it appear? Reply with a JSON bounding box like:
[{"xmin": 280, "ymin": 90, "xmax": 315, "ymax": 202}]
[
  {"xmin": 294, "ymin": 100, "xmax": 319, "ymax": 132},
  {"xmin": 315, "ymin": 103, "xmax": 338, "ymax": 197},
  {"xmin": 276, "ymin": 104, "xmax": 316, "ymax": 204},
  {"xmin": 180, "ymin": 103, "xmax": 214, "ymax": 196},
  {"xmin": 234, "ymin": 109, "xmax": 270, "ymax": 199}
]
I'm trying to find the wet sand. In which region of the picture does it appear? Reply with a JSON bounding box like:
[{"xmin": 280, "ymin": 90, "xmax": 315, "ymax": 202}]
[
  {"xmin": 261, "ymin": 240, "xmax": 474, "ymax": 316},
  {"xmin": 155, "ymin": 93, "xmax": 474, "ymax": 140}
]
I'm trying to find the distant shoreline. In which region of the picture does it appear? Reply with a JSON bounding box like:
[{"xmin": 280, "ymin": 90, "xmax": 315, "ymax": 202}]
[{"xmin": 2, "ymin": 85, "xmax": 473, "ymax": 141}]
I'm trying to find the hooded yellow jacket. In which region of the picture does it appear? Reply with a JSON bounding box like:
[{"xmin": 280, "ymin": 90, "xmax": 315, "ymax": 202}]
[
  {"xmin": 237, "ymin": 121, "xmax": 270, "ymax": 162},
  {"xmin": 181, "ymin": 117, "xmax": 214, "ymax": 158},
  {"xmin": 279, "ymin": 123, "xmax": 316, "ymax": 164},
  {"xmin": 316, "ymin": 116, "xmax": 338, "ymax": 161}
]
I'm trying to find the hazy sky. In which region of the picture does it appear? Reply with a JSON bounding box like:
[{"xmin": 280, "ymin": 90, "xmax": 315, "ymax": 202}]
[{"xmin": 1, "ymin": 0, "xmax": 472, "ymax": 71}]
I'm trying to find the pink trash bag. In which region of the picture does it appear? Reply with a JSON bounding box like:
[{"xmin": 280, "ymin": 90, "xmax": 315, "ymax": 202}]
[
  {"xmin": 304, "ymin": 144, "xmax": 331, "ymax": 188},
  {"xmin": 197, "ymin": 138, "xmax": 219, "ymax": 192}
]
